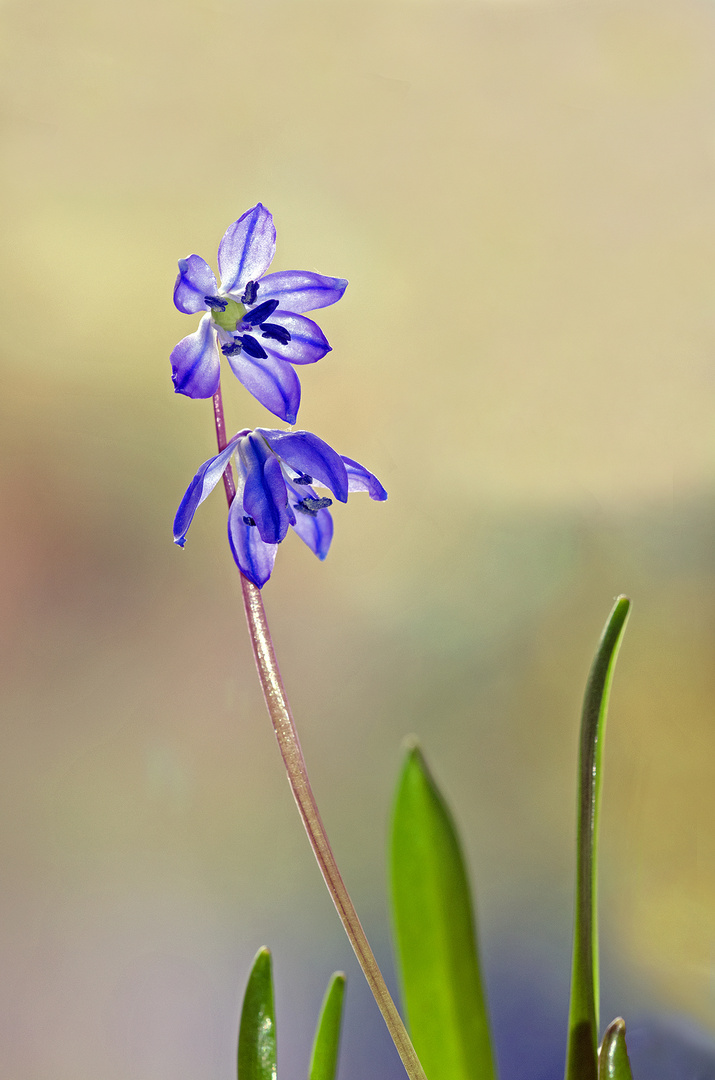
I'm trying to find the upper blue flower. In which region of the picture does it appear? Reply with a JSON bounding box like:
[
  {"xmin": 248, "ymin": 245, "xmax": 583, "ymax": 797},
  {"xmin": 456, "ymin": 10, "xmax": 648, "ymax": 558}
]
[
  {"xmin": 174, "ymin": 427, "xmax": 387, "ymax": 588},
  {"xmin": 170, "ymin": 204, "xmax": 348, "ymax": 423}
]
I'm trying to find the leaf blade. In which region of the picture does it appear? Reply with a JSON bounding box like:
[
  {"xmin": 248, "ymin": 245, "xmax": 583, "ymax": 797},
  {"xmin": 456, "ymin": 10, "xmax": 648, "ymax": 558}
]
[
  {"xmin": 390, "ymin": 743, "xmax": 496, "ymax": 1080},
  {"xmin": 308, "ymin": 972, "xmax": 346, "ymax": 1080},
  {"xmin": 565, "ymin": 597, "xmax": 631, "ymax": 1080},
  {"xmin": 238, "ymin": 947, "xmax": 277, "ymax": 1080}
]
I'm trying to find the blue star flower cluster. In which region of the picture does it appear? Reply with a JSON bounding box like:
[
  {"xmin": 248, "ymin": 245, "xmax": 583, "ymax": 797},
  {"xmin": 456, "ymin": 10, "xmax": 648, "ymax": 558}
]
[{"xmin": 171, "ymin": 204, "xmax": 386, "ymax": 587}]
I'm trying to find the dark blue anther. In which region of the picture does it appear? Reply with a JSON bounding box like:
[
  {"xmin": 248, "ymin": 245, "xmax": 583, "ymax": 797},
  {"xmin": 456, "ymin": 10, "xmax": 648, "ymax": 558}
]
[
  {"xmin": 240, "ymin": 334, "xmax": 268, "ymax": 360},
  {"xmin": 295, "ymin": 497, "xmax": 333, "ymax": 515},
  {"xmin": 243, "ymin": 515, "xmax": 256, "ymax": 526},
  {"xmin": 260, "ymin": 322, "xmax": 291, "ymax": 346},
  {"xmin": 241, "ymin": 299, "xmax": 279, "ymax": 326},
  {"xmin": 221, "ymin": 339, "xmax": 243, "ymax": 357},
  {"xmin": 204, "ymin": 295, "xmax": 228, "ymax": 311},
  {"xmin": 293, "ymin": 473, "xmax": 313, "ymax": 485},
  {"xmin": 241, "ymin": 280, "xmax": 259, "ymax": 305}
]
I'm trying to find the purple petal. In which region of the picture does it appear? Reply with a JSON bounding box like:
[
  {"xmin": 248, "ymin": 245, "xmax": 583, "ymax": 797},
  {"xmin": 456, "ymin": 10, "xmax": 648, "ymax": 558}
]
[
  {"xmin": 173, "ymin": 435, "xmax": 242, "ymax": 546},
  {"xmin": 256, "ymin": 271, "xmax": 348, "ymax": 313},
  {"xmin": 259, "ymin": 429, "xmax": 348, "ymax": 502},
  {"xmin": 173, "ymin": 255, "xmax": 218, "ymax": 314},
  {"xmin": 341, "ymin": 456, "xmax": 388, "ymax": 501},
  {"xmin": 170, "ymin": 314, "xmax": 220, "ymax": 399},
  {"xmin": 239, "ymin": 432, "xmax": 291, "ymax": 545},
  {"xmin": 260, "ymin": 312, "xmax": 331, "ymax": 365},
  {"xmin": 227, "ymin": 496, "xmax": 278, "ymax": 587},
  {"xmin": 286, "ymin": 480, "xmax": 334, "ymax": 559},
  {"xmin": 225, "ymin": 349, "xmax": 301, "ymax": 425},
  {"xmin": 218, "ymin": 204, "xmax": 276, "ymax": 296}
]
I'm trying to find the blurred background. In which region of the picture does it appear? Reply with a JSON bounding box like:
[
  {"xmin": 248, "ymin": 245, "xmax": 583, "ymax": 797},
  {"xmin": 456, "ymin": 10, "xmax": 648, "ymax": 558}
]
[{"xmin": 2, "ymin": 0, "xmax": 715, "ymax": 1076}]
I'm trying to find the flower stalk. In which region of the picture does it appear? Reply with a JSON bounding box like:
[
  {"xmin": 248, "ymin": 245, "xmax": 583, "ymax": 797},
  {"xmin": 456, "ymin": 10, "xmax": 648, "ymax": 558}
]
[{"xmin": 211, "ymin": 386, "xmax": 428, "ymax": 1080}]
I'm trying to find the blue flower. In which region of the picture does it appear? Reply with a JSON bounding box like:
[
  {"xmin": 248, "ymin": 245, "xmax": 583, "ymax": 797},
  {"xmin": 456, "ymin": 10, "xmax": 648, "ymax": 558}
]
[
  {"xmin": 174, "ymin": 428, "xmax": 387, "ymax": 587},
  {"xmin": 170, "ymin": 204, "xmax": 347, "ymax": 424}
]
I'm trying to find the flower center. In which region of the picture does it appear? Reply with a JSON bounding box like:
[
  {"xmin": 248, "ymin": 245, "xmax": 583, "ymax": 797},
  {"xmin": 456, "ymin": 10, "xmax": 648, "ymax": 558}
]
[{"xmin": 211, "ymin": 298, "xmax": 246, "ymax": 333}]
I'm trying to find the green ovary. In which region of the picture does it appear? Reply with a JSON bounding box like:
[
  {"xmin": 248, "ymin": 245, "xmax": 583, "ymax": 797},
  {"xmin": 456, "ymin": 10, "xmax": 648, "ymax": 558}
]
[{"xmin": 212, "ymin": 298, "xmax": 246, "ymax": 332}]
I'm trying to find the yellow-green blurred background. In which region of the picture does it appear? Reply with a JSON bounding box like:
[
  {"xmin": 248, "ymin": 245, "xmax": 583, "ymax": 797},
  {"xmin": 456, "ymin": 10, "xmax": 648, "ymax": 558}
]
[{"xmin": 2, "ymin": 0, "xmax": 715, "ymax": 1076}]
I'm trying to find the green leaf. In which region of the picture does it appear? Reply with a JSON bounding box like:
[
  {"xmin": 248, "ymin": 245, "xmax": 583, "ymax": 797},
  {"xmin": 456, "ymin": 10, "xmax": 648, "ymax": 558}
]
[
  {"xmin": 238, "ymin": 947, "xmax": 277, "ymax": 1080},
  {"xmin": 308, "ymin": 972, "xmax": 346, "ymax": 1080},
  {"xmin": 565, "ymin": 597, "xmax": 631, "ymax": 1080},
  {"xmin": 598, "ymin": 1018, "xmax": 634, "ymax": 1080},
  {"xmin": 390, "ymin": 743, "xmax": 496, "ymax": 1080}
]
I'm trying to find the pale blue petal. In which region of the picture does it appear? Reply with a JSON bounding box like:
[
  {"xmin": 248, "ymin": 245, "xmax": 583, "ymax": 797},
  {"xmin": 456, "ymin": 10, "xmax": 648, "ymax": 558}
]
[
  {"xmin": 256, "ymin": 271, "xmax": 348, "ymax": 313},
  {"xmin": 227, "ymin": 496, "xmax": 278, "ymax": 587},
  {"xmin": 225, "ymin": 348, "xmax": 301, "ymax": 424},
  {"xmin": 341, "ymin": 456, "xmax": 388, "ymax": 500},
  {"xmin": 173, "ymin": 255, "xmax": 218, "ymax": 314},
  {"xmin": 218, "ymin": 204, "xmax": 276, "ymax": 295},
  {"xmin": 170, "ymin": 314, "xmax": 220, "ymax": 399},
  {"xmin": 259, "ymin": 429, "xmax": 348, "ymax": 502},
  {"xmin": 260, "ymin": 312, "xmax": 331, "ymax": 365}
]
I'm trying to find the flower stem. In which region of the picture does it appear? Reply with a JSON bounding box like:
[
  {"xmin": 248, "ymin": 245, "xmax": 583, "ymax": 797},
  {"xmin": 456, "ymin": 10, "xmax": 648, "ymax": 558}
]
[{"xmin": 211, "ymin": 387, "xmax": 427, "ymax": 1080}]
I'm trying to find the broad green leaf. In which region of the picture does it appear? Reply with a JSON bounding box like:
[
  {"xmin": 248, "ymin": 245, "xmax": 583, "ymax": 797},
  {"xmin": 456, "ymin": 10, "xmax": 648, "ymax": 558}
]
[
  {"xmin": 598, "ymin": 1018, "xmax": 634, "ymax": 1080},
  {"xmin": 238, "ymin": 947, "xmax": 277, "ymax": 1080},
  {"xmin": 308, "ymin": 972, "xmax": 346, "ymax": 1080},
  {"xmin": 390, "ymin": 743, "xmax": 496, "ymax": 1080},
  {"xmin": 565, "ymin": 597, "xmax": 631, "ymax": 1080}
]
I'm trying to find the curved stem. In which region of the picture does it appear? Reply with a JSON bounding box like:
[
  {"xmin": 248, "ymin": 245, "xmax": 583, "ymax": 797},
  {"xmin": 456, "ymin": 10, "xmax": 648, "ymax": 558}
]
[{"xmin": 212, "ymin": 388, "xmax": 427, "ymax": 1080}]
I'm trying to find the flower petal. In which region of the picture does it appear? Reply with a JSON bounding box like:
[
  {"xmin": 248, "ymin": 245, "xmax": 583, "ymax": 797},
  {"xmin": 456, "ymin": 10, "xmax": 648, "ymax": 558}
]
[
  {"xmin": 239, "ymin": 432, "xmax": 292, "ymax": 544},
  {"xmin": 341, "ymin": 456, "xmax": 388, "ymax": 500},
  {"xmin": 228, "ymin": 496, "xmax": 278, "ymax": 587},
  {"xmin": 256, "ymin": 271, "xmax": 348, "ymax": 313},
  {"xmin": 225, "ymin": 349, "xmax": 301, "ymax": 425},
  {"xmin": 173, "ymin": 435, "xmax": 243, "ymax": 546},
  {"xmin": 259, "ymin": 429, "xmax": 348, "ymax": 502},
  {"xmin": 260, "ymin": 312, "xmax": 331, "ymax": 365},
  {"xmin": 173, "ymin": 255, "xmax": 218, "ymax": 314},
  {"xmin": 170, "ymin": 313, "xmax": 220, "ymax": 399},
  {"xmin": 218, "ymin": 204, "xmax": 276, "ymax": 296},
  {"xmin": 286, "ymin": 480, "xmax": 334, "ymax": 559}
]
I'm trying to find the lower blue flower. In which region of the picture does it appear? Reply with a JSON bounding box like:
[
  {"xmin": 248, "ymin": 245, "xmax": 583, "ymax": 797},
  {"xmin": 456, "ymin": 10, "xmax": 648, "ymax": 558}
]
[{"xmin": 174, "ymin": 428, "xmax": 387, "ymax": 587}]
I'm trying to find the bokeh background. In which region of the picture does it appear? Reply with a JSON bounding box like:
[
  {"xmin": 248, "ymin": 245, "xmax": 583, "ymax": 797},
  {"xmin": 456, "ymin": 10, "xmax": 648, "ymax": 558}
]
[{"xmin": 2, "ymin": 0, "xmax": 715, "ymax": 1076}]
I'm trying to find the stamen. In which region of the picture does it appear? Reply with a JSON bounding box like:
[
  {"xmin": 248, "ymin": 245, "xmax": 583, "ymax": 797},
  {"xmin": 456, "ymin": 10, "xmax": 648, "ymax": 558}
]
[
  {"xmin": 260, "ymin": 322, "xmax": 291, "ymax": 345},
  {"xmin": 243, "ymin": 515, "xmax": 256, "ymax": 526},
  {"xmin": 295, "ymin": 497, "xmax": 333, "ymax": 515},
  {"xmin": 204, "ymin": 295, "xmax": 228, "ymax": 311},
  {"xmin": 221, "ymin": 339, "xmax": 243, "ymax": 357},
  {"xmin": 241, "ymin": 299, "xmax": 279, "ymax": 326},
  {"xmin": 240, "ymin": 334, "xmax": 268, "ymax": 360},
  {"xmin": 293, "ymin": 473, "xmax": 313, "ymax": 485},
  {"xmin": 241, "ymin": 281, "xmax": 259, "ymax": 305}
]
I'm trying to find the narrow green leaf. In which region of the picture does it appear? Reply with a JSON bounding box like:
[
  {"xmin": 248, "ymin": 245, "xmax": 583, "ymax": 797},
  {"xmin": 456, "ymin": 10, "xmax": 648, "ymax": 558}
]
[
  {"xmin": 390, "ymin": 743, "xmax": 496, "ymax": 1080},
  {"xmin": 308, "ymin": 972, "xmax": 346, "ymax": 1080},
  {"xmin": 598, "ymin": 1018, "xmax": 634, "ymax": 1080},
  {"xmin": 565, "ymin": 597, "xmax": 631, "ymax": 1080},
  {"xmin": 238, "ymin": 947, "xmax": 277, "ymax": 1080}
]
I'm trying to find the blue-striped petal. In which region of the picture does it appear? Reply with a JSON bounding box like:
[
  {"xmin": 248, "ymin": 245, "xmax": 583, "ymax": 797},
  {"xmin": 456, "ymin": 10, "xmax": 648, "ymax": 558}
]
[
  {"xmin": 256, "ymin": 271, "xmax": 348, "ymax": 313},
  {"xmin": 239, "ymin": 432, "xmax": 292, "ymax": 544},
  {"xmin": 218, "ymin": 204, "xmax": 275, "ymax": 296},
  {"xmin": 260, "ymin": 312, "xmax": 331, "ymax": 365},
  {"xmin": 227, "ymin": 496, "xmax": 278, "ymax": 587},
  {"xmin": 259, "ymin": 430, "xmax": 348, "ymax": 502},
  {"xmin": 341, "ymin": 456, "xmax": 388, "ymax": 500},
  {"xmin": 170, "ymin": 314, "xmax": 220, "ymax": 399},
  {"xmin": 173, "ymin": 255, "xmax": 218, "ymax": 314},
  {"xmin": 173, "ymin": 435, "xmax": 242, "ymax": 546},
  {"xmin": 287, "ymin": 480, "xmax": 334, "ymax": 559},
  {"xmin": 225, "ymin": 349, "xmax": 301, "ymax": 425}
]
